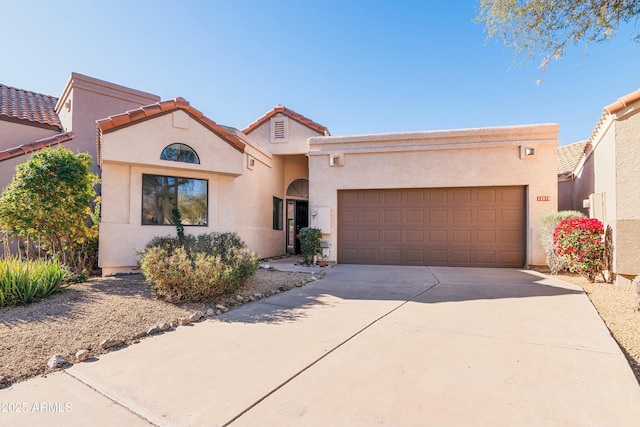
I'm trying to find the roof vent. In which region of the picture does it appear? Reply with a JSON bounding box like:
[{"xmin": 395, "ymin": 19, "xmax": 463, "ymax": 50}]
[{"xmin": 270, "ymin": 117, "xmax": 288, "ymax": 142}]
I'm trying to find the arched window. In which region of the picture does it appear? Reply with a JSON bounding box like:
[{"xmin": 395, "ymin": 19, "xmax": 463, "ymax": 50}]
[{"xmin": 160, "ymin": 143, "xmax": 200, "ymax": 164}]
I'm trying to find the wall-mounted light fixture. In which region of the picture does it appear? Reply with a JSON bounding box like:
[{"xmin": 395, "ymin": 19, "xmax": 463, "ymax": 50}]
[{"xmin": 525, "ymin": 147, "xmax": 535, "ymax": 156}]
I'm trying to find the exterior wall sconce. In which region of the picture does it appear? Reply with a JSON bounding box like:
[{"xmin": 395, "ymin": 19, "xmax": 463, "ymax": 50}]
[{"xmin": 519, "ymin": 146, "xmax": 537, "ymax": 159}]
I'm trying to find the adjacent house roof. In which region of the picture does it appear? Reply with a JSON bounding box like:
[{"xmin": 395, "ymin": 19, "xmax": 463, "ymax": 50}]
[
  {"xmin": 557, "ymin": 140, "xmax": 589, "ymax": 176},
  {"xmin": 604, "ymin": 88, "xmax": 640, "ymax": 115},
  {"xmin": 243, "ymin": 104, "xmax": 330, "ymax": 136},
  {"xmin": 0, "ymin": 132, "xmax": 74, "ymax": 162},
  {"xmin": 0, "ymin": 84, "xmax": 62, "ymax": 130},
  {"xmin": 97, "ymin": 97, "xmax": 246, "ymax": 163}
]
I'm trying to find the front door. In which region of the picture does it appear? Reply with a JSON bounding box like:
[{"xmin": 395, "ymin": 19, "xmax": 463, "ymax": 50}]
[{"xmin": 287, "ymin": 200, "xmax": 309, "ymax": 254}]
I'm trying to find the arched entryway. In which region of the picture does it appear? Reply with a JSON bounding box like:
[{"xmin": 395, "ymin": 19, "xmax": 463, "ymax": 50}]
[{"xmin": 286, "ymin": 179, "xmax": 309, "ymax": 254}]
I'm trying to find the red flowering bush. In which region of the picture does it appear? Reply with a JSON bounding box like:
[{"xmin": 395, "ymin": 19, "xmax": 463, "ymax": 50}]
[{"xmin": 553, "ymin": 218, "xmax": 604, "ymax": 282}]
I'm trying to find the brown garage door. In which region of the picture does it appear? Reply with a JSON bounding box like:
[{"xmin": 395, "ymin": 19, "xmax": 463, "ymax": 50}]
[{"xmin": 338, "ymin": 187, "xmax": 525, "ymax": 267}]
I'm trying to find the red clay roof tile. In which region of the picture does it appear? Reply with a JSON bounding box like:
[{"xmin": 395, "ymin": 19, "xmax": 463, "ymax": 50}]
[
  {"xmin": 242, "ymin": 104, "xmax": 330, "ymax": 136},
  {"xmin": 557, "ymin": 140, "xmax": 589, "ymax": 175},
  {"xmin": 97, "ymin": 97, "xmax": 245, "ymax": 154},
  {"xmin": 604, "ymin": 88, "xmax": 640, "ymax": 114},
  {"xmin": 0, "ymin": 132, "xmax": 74, "ymax": 162},
  {"xmin": 0, "ymin": 84, "xmax": 62, "ymax": 130}
]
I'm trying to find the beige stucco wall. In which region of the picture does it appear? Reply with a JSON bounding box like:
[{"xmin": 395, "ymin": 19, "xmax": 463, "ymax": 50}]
[
  {"xmin": 0, "ymin": 121, "xmax": 58, "ymax": 152},
  {"xmin": 98, "ymin": 110, "xmax": 244, "ymax": 275},
  {"xmin": 308, "ymin": 124, "xmax": 560, "ymax": 267},
  {"xmin": 56, "ymin": 73, "xmax": 159, "ymax": 174},
  {"xmin": 613, "ymin": 108, "xmax": 640, "ymax": 275},
  {"xmin": 248, "ymin": 114, "xmax": 322, "ymax": 155},
  {"xmin": 232, "ymin": 139, "xmax": 288, "ymax": 258}
]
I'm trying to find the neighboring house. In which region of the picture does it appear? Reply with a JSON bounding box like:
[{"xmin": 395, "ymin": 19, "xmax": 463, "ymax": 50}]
[
  {"xmin": 0, "ymin": 84, "xmax": 70, "ymax": 190},
  {"xmin": 1, "ymin": 72, "xmax": 561, "ymax": 275},
  {"xmin": 558, "ymin": 88, "xmax": 640, "ymax": 286}
]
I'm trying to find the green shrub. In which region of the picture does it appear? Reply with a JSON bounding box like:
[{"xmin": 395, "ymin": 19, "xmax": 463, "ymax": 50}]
[
  {"xmin": 139, "ymin": 232, "xmax": 259, "ymax": 302},
  {"xmin": 299, "ymin": 227, "xmax": 322, "ymax": 264},
  {"xmin": 0, "ymin": 257, "xmax": 70, "ymax": 306},
  {"xmin": 554, "ymin": 217, "xmax": 605, "ymax": 282},
  {"xmin": 539, "ymin": 210, "xmax": 585, "ymax": 274}
]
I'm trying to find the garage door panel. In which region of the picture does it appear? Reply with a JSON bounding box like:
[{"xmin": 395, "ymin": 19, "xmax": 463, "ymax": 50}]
[
  {"xmin": 406, "ymin": 210, "xmax": 424, "ymax": 222},
  {"xmin": 429, "ymin": 210, "xmax": 447, "ymax": 222},
  {"xmin": 338, "ymin": 187, "xmax": 525, "ymax": 267},
  {"xmin": 383, "ymin": 211, "xmax": 402, "ymax": 223},
  {"xmin": 452, "ymin": 210, "xmax": 472, "ymax": 223},
  {"xmin": 407, "ymin": 230, "xmax": 425, "ymax": 242},
  {"xmin": 383, "ymin": 229, "xmax": 402, "ymax": 243}
]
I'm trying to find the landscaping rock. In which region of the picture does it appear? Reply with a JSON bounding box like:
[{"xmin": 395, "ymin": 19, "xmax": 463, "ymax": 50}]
[
  {"xmin": 100, "ymin": 338, "xmax": 124, "ymax": 350},
  {"xmin": 132, "ymin": 330, "xmax": 147, "ymax": 340},
  {"xmin": 253, "ymin": 292, "xmax": 263, "ymax": 299},
  {"xmin": 147, "ymin": 326, "xmax": 160, "ymax": 336},
  {"xmin": 236, "ymin": 295, "xmax": 244, "ymax": 302},
  {"xmin": 159, "ymin": 322, "xmax": 171, "ymax": 331},
  {"xmin": 215, "ymin": 309, "xmax": 223, "ymax": 316},
  {"xmin": 206, "ymin": 308, "xmax": 215, "ymax": 317},
  {"xmin": 215, "ymin": 304, "xmax": 229, "ymax": 312},
  {"xmin": 47, "ymin": 355, "xmax": 66, "ymax": 369},
  {"xmin": 170, "ymin": 321, "xmax": 178, "ymax": 328},
  {"xmin": 75, "ymin": 349, "xmax": 91, "ymax": 362},
  {"xmin": 188, "ymin": 310, "xmax": 205, "ymax": 322},
  {"xmin": 179, "ymin": 318, "xmax": 191, "ymax": 326},
  {"xmin": 0, "ymin": 375, "xmax": 8, "ymax": 386}
]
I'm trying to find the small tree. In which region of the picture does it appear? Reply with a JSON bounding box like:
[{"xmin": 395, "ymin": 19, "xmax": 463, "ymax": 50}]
[
  {"xmin": 553, "ymin": 217, "xmax": 605, "ymax": 282},
  {"xmin": 0, "ymin": 147, "xmax": 99, "ymax": 275},
  {"xmin": 299, "ymin": 227, "xmax": 322, "ymax": 264}
]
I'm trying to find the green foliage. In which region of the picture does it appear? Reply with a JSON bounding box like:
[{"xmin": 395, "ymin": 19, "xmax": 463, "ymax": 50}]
[
  {"xmin": 0, "ymin": 257, "xmax": 70, "ymax": 306},
  {"xmin": 539, "ymin": 210, "xmax": 585, "ymax": 274},
  {"xmin": 172, "ymin": 207, "xmax": 185, "ymax": 242},
  {"xmin": 299, "ymin": 227, "xmax": 322, "ymax": 264},
  {"xmin": 0, "ymin": 147, "xmax": 99, "ymax": 275},
  {"xmin": 139, "ymin": 232, "xmax": 259, "ymax": 302},
  {"xmin": 476, "ymin": 0, "xmax": 640, "ymax": 68},
  {"xmin": 554, "ymin": 217, "xmax": 605, "ymax": 282}
]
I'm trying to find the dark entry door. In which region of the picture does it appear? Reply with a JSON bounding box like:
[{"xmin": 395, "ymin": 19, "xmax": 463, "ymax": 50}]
[{"xmin": 287, "ymin": 200, "xmax": 309, "ymax": 254}]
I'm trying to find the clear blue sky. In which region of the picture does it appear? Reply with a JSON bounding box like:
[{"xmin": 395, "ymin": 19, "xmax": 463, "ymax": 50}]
[{"xmin": 2, "ymin": 0, "xmax": 639, "ymax": 145}]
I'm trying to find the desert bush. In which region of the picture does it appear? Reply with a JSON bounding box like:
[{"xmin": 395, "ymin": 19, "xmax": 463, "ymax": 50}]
[
  {"xmin": 539, "ymin": 210, "xmax": 585, "ymax": 274},
  {"xmin": 139, "ymin": 232, "xmax": 259, "ymax": 302},
  {"xmin": 299, "ymin": 227, "xmax": 322, "ymax": 264},
  {"xmin": 0, "ymin": 257, "xmax": 70, "ymax": 306},
  {"xmin": 553, "ymin": 217, "xmax": 604, "ymax": 282}
]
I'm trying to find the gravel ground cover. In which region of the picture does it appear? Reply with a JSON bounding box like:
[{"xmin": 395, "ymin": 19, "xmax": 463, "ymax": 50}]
[{"xmin": 0, "ymin": 268, "xmax": 316, "ymax": 386}]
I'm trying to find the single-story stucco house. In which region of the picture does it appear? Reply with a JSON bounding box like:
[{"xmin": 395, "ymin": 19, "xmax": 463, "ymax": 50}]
[
  {"xmin": 5, "ymin": 72, "xmax": 633, "ymax": 284},
  {"xmin": 557, "ymin": 88, "xmax": 640, "ymax": 286}
]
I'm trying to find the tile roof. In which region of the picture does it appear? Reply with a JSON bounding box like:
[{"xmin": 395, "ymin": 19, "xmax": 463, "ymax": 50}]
[
  {"xmin": 557, "ymin": 140, "xmax": 589, "ymax": 175},
  {"xmin": 0, "ymin": 84, "xmax": 62, "ymax": 130},
  {"xmin": 576, "ymin": 86, "xmax": 640, "ymax": 163},
  {"xmin": 0, "ymin": 132, "xmax": 74, "ymax": 162},
  {"xmin": 603, "ymin": 88, "xmax": 640, "ymax": 115},
  {"xmin": 97, "ymin": 97, "xmax": 246, "ymax": 160},
  {"xmin": 242, "ymin": 105, "xmax": 330, "ymax": 136}
]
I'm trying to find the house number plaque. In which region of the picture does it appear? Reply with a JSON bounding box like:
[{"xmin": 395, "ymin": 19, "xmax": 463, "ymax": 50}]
[{"xmin": 537, "ymin": 196, "xmax": 551, "ymax": 201}]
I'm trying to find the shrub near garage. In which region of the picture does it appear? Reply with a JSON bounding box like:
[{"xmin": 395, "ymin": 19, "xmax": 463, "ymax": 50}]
[
  {"xmin": 553, "ymin": 217, "xmax": 605, "ymax": 283},
  {"xmin": 139, "ymin": 232, "xmax": 259, "ymax": 302}
]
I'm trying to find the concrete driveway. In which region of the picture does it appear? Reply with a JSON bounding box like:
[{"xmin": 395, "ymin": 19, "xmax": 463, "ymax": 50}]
[{"xmin": 4, "ymin": 265, "xmax": 640, "ymax": 427}]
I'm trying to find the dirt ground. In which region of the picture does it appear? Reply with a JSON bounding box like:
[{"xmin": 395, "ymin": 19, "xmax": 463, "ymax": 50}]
[
  {"xmin": 0, "ymin": 268, "xmax": 316, "ymax": 386},
  {"xmin": 1, "ymin": 267, "xmax": 638, "ymax": 387}
]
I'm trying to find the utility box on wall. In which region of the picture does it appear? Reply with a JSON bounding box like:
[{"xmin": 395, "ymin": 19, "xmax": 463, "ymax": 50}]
[{"xmin": 311, "ymin": 206, "xmax": 331, "ymax": 233}]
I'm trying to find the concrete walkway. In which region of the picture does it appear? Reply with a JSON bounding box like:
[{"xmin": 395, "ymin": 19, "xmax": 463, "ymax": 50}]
[{"xmin": 3, "ymin": 265, "xmax": 640, "ymax": 427}]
